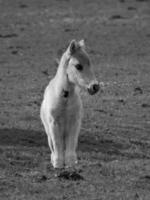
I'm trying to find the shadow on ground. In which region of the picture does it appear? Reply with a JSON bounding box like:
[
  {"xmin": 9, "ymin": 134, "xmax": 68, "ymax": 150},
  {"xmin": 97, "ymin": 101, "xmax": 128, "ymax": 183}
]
[
  {"xmin": 0, "ymin": 128, "xmax": 129, "ymax": 157},
  {"xmin": 0, "ymin": 128, "xmax": 149, "ymax": 161},
  {"xmin": 0, "ymin": 128, "xmax": 125, "ymax": 151},
  {"xmin": 79, "ymin": 134, "xmax": 129, "ymax": 155},
  {"xmin": 0, "ymin": 129, "xmax": 47, "ymax": 147}
]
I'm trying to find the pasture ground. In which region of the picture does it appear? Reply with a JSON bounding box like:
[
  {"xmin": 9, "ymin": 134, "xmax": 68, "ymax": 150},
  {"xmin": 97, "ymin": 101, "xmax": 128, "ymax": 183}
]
[{"xmin": 0, "ymin": 0, "xmax": 150, "ymax": 199}]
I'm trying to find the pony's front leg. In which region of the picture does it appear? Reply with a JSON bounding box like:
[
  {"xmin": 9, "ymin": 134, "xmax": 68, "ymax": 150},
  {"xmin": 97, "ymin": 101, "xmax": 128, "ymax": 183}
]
[
  {"xmin": 49, "ymin": 120, "xmax": 65, "ymax": 168},
  {"xmin": 65, "ymin": 118, "xmax": 81, "ymax": 168}
]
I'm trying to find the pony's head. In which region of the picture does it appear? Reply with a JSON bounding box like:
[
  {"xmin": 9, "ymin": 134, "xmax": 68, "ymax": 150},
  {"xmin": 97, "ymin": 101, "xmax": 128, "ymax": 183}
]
[{"xmin": 66, "ymin": 40, "xmax": 99, "ymax": 95}]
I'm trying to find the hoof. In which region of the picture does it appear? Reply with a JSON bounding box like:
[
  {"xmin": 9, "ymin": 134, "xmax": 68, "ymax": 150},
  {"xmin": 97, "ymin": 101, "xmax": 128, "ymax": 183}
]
[
  {"xmin": 51, "ymin": 154, "xmax": 64, "ymax": 169},
  {"xmin": 65, "ymin": 154, "xmax": 78, "ymax": 168}
]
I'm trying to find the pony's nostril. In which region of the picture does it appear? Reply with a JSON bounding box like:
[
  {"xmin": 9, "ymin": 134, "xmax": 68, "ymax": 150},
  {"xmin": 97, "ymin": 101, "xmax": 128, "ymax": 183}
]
[
  {"xmin": 88, "ymin": 83, "xmax": 99, "ymax": 95},
  {"xmin": 93, "ymin": 84, "xmax": 99, "ymax": 92}
]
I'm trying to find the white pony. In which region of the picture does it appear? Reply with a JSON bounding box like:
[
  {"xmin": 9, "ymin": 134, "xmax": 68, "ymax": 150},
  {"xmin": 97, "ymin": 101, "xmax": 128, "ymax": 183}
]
[{"xmin": 40, "ymin": 40, "xmax": 99, "ymax": 168}]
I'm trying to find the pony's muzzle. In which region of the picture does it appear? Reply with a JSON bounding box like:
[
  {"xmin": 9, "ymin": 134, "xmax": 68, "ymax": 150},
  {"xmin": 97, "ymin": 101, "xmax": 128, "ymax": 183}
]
[{"xmin": 87, "ymin": 82, "xmax": 99, "ymax": 95}]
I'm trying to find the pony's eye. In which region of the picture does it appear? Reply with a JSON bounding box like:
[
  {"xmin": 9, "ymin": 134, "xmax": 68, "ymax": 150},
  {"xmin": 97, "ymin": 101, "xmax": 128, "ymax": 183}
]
[{"xmin": 75, "ymin": 64, "xmax": 83, "ymax": 71}]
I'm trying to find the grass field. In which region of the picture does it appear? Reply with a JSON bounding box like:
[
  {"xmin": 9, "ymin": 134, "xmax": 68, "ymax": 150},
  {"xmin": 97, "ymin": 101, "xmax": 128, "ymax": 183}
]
[{"xmin": 0, "ymin": 0, "xmax": 150, "ymax": 199}]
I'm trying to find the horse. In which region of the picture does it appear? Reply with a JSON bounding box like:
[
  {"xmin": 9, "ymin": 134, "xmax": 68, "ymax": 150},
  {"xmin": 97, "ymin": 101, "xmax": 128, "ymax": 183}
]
[{"xmin": 40, "ymin": 39, "xmax": 99, "ymax": 169}]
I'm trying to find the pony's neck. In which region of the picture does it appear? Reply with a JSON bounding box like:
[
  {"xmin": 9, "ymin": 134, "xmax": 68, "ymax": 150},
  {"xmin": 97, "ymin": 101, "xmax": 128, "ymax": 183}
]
[
  {"xmin": 55, "ymin": 53, "xmax": 75, "ymax": 96},
  {"xmin": 55, "ymin": 53, "xmax": 69, "ymax": 82}
]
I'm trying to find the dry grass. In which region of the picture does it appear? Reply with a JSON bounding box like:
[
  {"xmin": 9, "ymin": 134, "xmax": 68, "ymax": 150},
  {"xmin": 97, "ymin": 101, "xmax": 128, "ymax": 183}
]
[{"xmin": 0, "ymin": 0, "xmax": 150, "ymax": 199}]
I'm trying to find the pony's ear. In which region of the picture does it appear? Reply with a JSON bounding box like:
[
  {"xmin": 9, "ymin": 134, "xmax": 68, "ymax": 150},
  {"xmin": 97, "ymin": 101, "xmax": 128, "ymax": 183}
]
[
  {"xmin": 78, "ymin": 39, "xmax": 85, "ymax": 48},
  {"xmin": 68, "ymin": 39, "xmax": 78, "ymax": 55}
]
